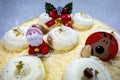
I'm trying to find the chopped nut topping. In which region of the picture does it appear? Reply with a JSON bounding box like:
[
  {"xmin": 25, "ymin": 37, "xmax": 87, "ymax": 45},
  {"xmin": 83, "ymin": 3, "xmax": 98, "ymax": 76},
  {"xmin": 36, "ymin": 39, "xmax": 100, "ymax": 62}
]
[
  {"xmin": 12, "ymin": 27, "xmax": 21, "ymax": 36},
  {"xmin": 59, "ymin": 28, "xmax": 63, "ymax": 32},
  {"xmin": 38, "ymin": 66, "xmax": 42, "ymax": 68},
  {"xmin": 16, "ymin": 61, "xmax": 24, "ymax": 73},
  {"xmin": 84, "ymin": 67, "xmax": 93, "ymax": 79},
  {"xmin": 95, "ymin": 70, "xmax": 99, "ymax": 75}
]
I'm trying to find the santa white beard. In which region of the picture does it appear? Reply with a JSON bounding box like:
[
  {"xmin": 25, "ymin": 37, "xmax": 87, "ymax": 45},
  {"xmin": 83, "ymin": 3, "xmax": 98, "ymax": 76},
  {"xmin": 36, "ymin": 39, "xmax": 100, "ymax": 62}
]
[{"xmin": 26, "ymin": 33, "xmax": 43, "ymax": 46}]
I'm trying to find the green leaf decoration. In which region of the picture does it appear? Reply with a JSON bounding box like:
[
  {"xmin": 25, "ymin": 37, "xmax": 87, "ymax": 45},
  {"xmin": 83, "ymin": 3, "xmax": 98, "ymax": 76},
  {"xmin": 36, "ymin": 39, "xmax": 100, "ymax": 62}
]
[
  {"xmin": 64, "ymin": 2, "xmax": 73, "ymax": 14},
  {"xmin": 45, "ymin": 2, "xmax": 55, "ymax": 14}
]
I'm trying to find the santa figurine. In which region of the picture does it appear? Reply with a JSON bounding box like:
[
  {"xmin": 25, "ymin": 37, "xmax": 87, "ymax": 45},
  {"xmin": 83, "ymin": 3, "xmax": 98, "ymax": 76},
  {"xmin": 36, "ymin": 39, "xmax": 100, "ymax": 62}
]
[{"xmin": 26, "ymin": 25, "xmax": 50, "ymax": 57}]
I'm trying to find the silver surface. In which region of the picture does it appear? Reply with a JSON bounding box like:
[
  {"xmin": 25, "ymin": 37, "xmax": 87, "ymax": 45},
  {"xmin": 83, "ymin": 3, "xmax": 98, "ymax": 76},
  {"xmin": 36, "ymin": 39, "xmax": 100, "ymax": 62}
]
[{"xmin": 0, "ymin": 0, "xmax": 120, "ymax": 38}]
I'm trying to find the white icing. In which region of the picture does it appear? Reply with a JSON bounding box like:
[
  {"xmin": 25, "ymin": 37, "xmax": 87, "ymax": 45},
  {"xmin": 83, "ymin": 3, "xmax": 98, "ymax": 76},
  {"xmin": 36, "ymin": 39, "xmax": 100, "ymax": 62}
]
[
  {"xmin": 47, "ymin": 26, "xmax": 78, "ymax": 50},
  {"xmin": 3, "ymin": 27, "xmax": 28, "ymax": 51},
  {"xmin": 73, "ymin": 12, "xmax": 94, "ymax": 30},
  {"xmin": 64, "ymin": 58, "xmax": 112, "ymax": 80},
  {"xmin": 0, "ymin": 56, "xmax": 45, "ymax": 80}
]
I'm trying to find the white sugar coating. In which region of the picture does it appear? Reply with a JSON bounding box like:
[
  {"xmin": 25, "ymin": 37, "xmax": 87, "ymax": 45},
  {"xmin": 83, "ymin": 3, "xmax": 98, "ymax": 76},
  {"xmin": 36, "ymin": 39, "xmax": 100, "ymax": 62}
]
[
  {"xmin": 91, "ymin": 56, "xmax": 120, "ymax": 80},
  {"xmin": 2, "ymin": 27, "xmax": 28, "ymax": 51},
  {"xmin": 64, "ymin": 58, "xmax": 112, "ymax": 80},
  {"xmin": 47, "ymin": 26, "xmax": 78, "ymax": 51},
  {"xmin": 0, "ymin": 56, "xmax": 45, "ymax": 80},
  {"xmin": 73, "ymin": 12, "xmax": 94, "ymax": 30},
  {"xmin": 0, "ymin": 17, "xmax": 120, "ymax": 80}
]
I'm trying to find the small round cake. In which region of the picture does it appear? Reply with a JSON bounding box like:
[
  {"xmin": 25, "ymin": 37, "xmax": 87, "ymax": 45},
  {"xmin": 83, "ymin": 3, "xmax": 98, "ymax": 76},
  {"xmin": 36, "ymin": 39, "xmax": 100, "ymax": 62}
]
[
  {"xmin": 47, "ymin": 26, "xmax": 78, "ymax": 51},
  {"xmin": 2, "ymin": 27, "xmax": 28, "ymax": 51},
  {"xmin": 64, "ymin": 58, "xmax": 112, "ymax": 80},
  {"xmin": 0, "ymin": 56, "xmax": 45, "ymax": 80},
  {"xmin": 73, "ymin": 12, "xmax": 94, "ymax": 30}
]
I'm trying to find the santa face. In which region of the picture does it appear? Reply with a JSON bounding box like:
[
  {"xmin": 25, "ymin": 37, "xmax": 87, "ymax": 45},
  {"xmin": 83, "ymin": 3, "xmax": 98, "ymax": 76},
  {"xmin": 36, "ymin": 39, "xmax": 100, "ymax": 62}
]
[{"xmin": 26, "ymin": 29, "xmax": 43, "ymax": 46}]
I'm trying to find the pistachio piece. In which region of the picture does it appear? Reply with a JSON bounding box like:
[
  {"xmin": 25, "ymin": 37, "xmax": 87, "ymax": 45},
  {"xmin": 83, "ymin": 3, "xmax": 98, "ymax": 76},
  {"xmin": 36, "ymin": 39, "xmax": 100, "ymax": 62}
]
[
  {"xmin": 16, "ymin": 61, "xmax": 24, "ymax": 74},
  {"xmin": 12, "ymin": 27, "xmax": 21, "ymax": 36},
  {"xmin": 95, "ymin": 70, "xmax": 99, "ymax": 75}
]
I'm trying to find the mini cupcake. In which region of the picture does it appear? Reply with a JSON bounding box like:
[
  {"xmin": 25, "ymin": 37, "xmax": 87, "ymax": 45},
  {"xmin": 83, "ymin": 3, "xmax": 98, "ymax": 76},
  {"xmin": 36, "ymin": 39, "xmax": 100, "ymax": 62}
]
[
  {"xmin": 2, "ymin": 27, "xmax": 28, "ymax": 51},
  {"xmin": 64, "ymin": 58, "xmax": 112, "ymax": 80},
  {"xmin": 0, "ymin": 56, "xmax": 45, "ymax": 80},
  {"xmin": 47, "ymin": 26, "xmax": 78, "ymax": 51},
  {"xmin": 73, "ymin": 12, "xmax": 94, "ymax": 30}
]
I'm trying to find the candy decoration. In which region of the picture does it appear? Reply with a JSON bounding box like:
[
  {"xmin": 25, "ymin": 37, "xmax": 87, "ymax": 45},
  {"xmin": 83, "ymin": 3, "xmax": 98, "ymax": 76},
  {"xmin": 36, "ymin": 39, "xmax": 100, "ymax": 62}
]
[
  {"xmin": 85, "ymin": 32, "xmax": 118, "ymax": 61},
  {"xmin": 45, "ymin": 2, "xmax": 73, "ymax": 28},
  {"xmin": 26, "ymin": 25, "xmax": 49, "ymax": 57}
]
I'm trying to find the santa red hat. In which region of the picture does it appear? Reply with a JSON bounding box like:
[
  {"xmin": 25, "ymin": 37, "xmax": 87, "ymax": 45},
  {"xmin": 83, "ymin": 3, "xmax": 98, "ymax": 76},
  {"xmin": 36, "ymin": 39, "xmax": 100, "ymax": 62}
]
[{"xmin": 26, "ymin": 25, "xmax": 43, "ymax": 35}]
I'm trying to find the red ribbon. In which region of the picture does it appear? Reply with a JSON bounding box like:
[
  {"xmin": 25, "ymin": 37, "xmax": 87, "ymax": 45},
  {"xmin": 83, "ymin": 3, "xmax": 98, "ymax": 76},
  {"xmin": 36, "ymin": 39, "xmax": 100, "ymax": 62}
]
[{"xmin": 45, "ymin": 9, "xmax": 73, "ymax": 28}]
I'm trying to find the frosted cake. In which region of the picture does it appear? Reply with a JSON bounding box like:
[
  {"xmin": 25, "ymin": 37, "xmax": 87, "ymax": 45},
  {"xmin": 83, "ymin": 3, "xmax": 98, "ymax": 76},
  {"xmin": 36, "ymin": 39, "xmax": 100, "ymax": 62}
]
[{"xmin": 0, "ymin": 2, "xmax": 120, "ymax": 80}]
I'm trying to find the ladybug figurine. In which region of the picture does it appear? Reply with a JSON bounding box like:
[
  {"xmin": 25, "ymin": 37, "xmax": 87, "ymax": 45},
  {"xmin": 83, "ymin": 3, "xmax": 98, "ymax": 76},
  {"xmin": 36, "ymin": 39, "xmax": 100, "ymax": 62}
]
[
  {"xmin": 26, "ymin": 25, "xmax": 50, "ymax": 58},
  {"xmin": 81, "ymin": 31, "xmax": 118, "ymax": 61}
]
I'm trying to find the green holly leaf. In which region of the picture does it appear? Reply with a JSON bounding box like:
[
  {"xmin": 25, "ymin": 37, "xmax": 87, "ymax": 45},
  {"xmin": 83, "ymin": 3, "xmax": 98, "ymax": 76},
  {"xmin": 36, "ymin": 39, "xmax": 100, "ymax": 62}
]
[
  {"xmin": 64, "ymin": 2, "xmax": 73, "ymax": 14},
  {"xmin": 45, "ymin": 2, "xmax": 55, "ymax": 14}
]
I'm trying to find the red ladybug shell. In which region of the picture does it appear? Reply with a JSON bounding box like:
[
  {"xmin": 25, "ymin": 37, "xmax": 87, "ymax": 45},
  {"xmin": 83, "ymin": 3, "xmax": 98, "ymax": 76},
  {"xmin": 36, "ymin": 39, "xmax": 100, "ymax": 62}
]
[{"xmin": 85, "ymin": 32, "xmax": 118, "ymax": 61}]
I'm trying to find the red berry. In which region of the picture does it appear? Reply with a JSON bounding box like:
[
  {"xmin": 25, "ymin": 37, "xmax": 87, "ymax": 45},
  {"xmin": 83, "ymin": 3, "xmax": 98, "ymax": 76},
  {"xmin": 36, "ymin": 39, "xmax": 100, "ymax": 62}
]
[
  {"xmin": 62, "ymin": 8, "xmax": 68, "ymax": 14},
  {"xmin": 61, "ymin": 14, "xmax": 71, "ymax": 22},
  {"xmin": 49, "ymin": 9, "xmax": 58, "ymax": 19}
]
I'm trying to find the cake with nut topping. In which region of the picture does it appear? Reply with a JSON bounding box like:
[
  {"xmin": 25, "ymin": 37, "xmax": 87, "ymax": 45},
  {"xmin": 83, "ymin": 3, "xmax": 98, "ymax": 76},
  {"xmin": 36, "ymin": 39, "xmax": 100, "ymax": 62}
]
[{"xmin": 0, "ymin": 2, "xmax": 120, "ymax": 80}]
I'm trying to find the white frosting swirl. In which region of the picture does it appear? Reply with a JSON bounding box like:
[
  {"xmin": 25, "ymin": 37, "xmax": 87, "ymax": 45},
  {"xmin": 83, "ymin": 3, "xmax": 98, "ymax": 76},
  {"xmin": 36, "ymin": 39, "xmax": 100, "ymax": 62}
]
[
  {"xmin": 64, "ymin": 58, "xmax": 112, "ymax": 80},
  {"xmin": 73, "ymin": 12, "xmax": 94, "ymax": 30},
  {"xmin": 3, "ymin": 27, "xmax": 28, "ymax": 51},
  {"xmin": 0, "ymin": 56, "xmax": 45, "ymax": 80},
  {"xmin": 47, "ymin": 26, "xmax": 78, "ymax": 51}
]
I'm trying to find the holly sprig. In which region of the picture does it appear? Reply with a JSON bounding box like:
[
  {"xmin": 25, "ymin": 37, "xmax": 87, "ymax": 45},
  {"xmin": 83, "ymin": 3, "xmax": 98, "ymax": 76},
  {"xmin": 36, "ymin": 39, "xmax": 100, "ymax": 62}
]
[
  {"xmin": 64, "ymin": 2, "xmax": 72, "ymax": 14},
  {"xmin": 45, "ymin": 2, "xmax": 55, "ymax": 14},
  {"xmin": 45, "ymin": 2, "xmax": 73, "ymax": 14}
]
